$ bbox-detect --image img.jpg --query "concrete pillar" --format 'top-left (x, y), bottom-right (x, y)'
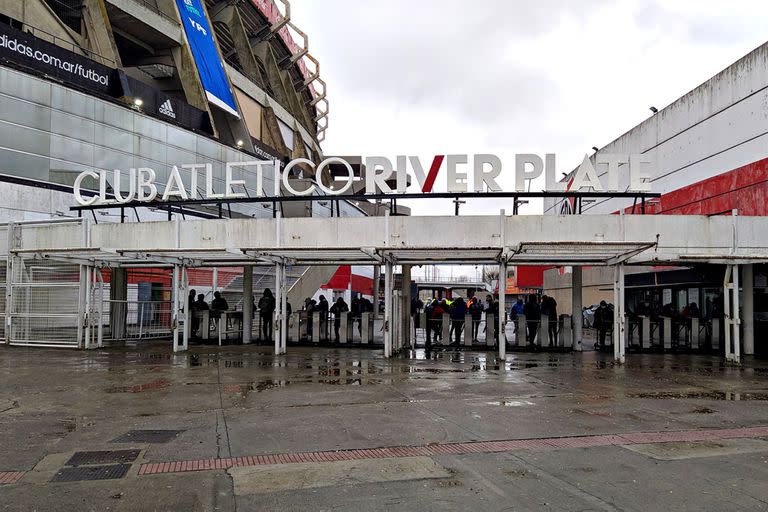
top-left (441, 312), bottom-right (450, 344)
top-left (517, 314), bottom-right (526, 346)
top-left (613, 264), bottom-right (626, 364)
top-left (373, 265), bottom-right (381, 317)
top-left (384, 261), bottom-right (393, 357)
top-left (662, 317), bottom-right (672, 350)
top-left (743, 264), bottom-right (754, 355)
top-left (289, 312), bottom-right (300, 342)
top-left (361, 312), bottom-right (371, 344)
top-left (733, 264), bottom-right (741, 363)
top-left (280, 265), bottom-right (288, 354)
top-left (242, 266), bottom-right (253, 345)
top-left (274, 263), bottom-right (281, 354)
top-left (340, 312), bottom-right (349, 344)
top-left (312, 312), bottom-right (321, 343)
top-left (82, 0), bottom-right (123, 67)
top-left (572, 266), bottom-right (583, 351)
top-left (559, 315), bottom-right (571, 347)
top-left (109, 268), bottom-right (128, 340)
top-left (641, 316), bottom-right (650, 348)
top-left (402, 265), bottom-right (412, 348)
top-left (691, 317), bottom-right (700, 350)
top-left (172, 265), bottom-right (189, 353)
top-left (498, 260), bottom-right (507, 360)
top-left (711, 318), bottom-right (721, 351)
top-left (724, 264), bottom-right (741, 363)
top-left (486, 314), bottom-right (495, 346)
top-left (463, 313), bottom-right (472, 346)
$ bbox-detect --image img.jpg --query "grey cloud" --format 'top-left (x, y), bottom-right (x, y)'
top-left (298, 0), bottom-right (608, 128)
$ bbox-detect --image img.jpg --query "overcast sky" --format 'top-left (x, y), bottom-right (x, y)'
top-left (290, 0), bottom-right (767, 216)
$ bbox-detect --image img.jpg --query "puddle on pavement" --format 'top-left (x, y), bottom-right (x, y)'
top-left (485, 400), bottom-right (535, 407)
top-left (226, 377), bottom-right (391, 395)
top-left (628, 391), bottom-right (768, 401)
top-left (105, 379), bottom-right (170, 393)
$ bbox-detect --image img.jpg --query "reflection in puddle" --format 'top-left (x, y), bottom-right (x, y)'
top-left (485, 400), bottom-right (535, 407)
top-left (105, 379), bottom-right (170, 393)
top-left (628, 391), bottom-right (768, 401)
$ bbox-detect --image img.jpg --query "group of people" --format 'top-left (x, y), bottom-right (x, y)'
top-left (188, 289), bottom-right (229, 336)
top-left (417, 295), bottom-right (500, 348)
top-left (187, 287), bottom-right (289, 343)
top-left (508, 294), bottom-right (559, 347)
top-left (301, 295), bottom-right (375, 343)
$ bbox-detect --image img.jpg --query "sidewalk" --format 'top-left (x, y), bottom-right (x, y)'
top-left (1, 345), bottom-right (767, 510)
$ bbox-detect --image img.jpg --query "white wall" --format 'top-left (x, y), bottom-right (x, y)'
top-left (545, 41), bottom-right (768, 215)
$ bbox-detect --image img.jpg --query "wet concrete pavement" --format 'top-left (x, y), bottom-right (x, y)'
top-left (1, 343), bottom-right (768, 510)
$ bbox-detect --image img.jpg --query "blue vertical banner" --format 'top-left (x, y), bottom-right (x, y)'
top-left (175, 0), bottom-right (240, 117)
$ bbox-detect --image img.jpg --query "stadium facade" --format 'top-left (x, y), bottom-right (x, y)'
top-left (0, 0), bottom-right (381, 347)
top-left (542, 41), bottom-right (768, 356)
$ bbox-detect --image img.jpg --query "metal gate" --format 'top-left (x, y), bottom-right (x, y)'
top-left (7, 257), bottom-right (82, 347)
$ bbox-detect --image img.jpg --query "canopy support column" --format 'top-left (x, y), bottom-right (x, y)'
top-left (384, 260), bottom-right (393, 358)
top-left (572, 266), bottom-right (583, 351)
top-left (274, 263), bottom-right (282, 355)
top-left (724, 264), bottom-right (741, 364)
top-left (279, 262), bottom-right (288, 354)
top-left (498, 258), bottom-right (507, 360)
top-left (242, 266), bottom-right (253, 345)
top-left (172, 264), bottom-right (189, 352)
top-left (613, 263), bottom-right (625, 364)
top-left (742, 264), bottom-right (754, 356)
top-left (373, 265), bottom-right (381, 317)
top-left (401, 264), bottom-right (412, 349)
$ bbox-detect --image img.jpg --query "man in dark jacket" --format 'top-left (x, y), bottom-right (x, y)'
top-left (540, 295), bottom-right (558, 346)
top-left (211, 291), bottom-right (228, 313)
top-left (594, 300), bottom-right (613, 349)
top-left (423, 299), bottom-right (435, 348)
top-left (317, 295), bottom-right (330, 341)
top-left (258, 289), bottom-right (276, 342)
top-left (469, 298), bottom-right (484, 342)
top-left (523, 294), bottom-right (540, 346)
top-left (351, 297), bottom-right (362, 335)
top-left (449, 297), bottom-right (467, 346)
top-left (329, 297), bottom-right (349, 343)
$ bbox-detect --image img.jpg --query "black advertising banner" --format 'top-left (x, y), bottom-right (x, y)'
top-left (0, 22), bottom-right (119, 96)
top-left (118, 71), bottom-right (213, 134)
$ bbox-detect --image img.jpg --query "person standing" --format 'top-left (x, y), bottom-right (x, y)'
top-left (211, 291), bottom-right (229, 313)
top-left (540, 295), bottom-right (558, 347)
top-left (351, 297), bottom-right (362, 336)
top-left (523, 294), bottom-right (540, 346)
top-left (449, 297), bottom-right (467, 346)
top-left (424, 299), bottom-right (435, 349)
top-left (594, 300), bottom-right (613, 349)
top-left (258, 289), bottom-right (276, 343)
top-left (431, 299), bottom-right (446, 345)
top-left (469, 297), bottom-right (484, 342)
top-left (317, 295), bottom-right (330, 341)
top-left (329, 297), bottom-right (349, 343)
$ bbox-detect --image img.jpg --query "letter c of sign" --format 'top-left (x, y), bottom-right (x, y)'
top-left (316, 157), bottom-right (354, 195)
top-left (73, 171), bottom-right (99, 206)
top-left (282, 158), bottom-right (316, 196)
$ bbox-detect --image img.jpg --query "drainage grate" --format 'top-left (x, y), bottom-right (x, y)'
top-left (51, 464), bottom-right (131, 482)
top-left (66, 450), bottom-right (141, 466)
top-left (112, 430), bottom-right (184, 444)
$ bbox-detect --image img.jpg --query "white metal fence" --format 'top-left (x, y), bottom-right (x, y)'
top-left (7, 258), bottom-right (81, 347)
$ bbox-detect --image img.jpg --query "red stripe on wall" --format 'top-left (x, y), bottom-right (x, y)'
top-left (622, 157), bottom-right (768, 216)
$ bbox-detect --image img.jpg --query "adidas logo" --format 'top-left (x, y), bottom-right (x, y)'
top-left (159, 99), bottom-right (176, 119)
